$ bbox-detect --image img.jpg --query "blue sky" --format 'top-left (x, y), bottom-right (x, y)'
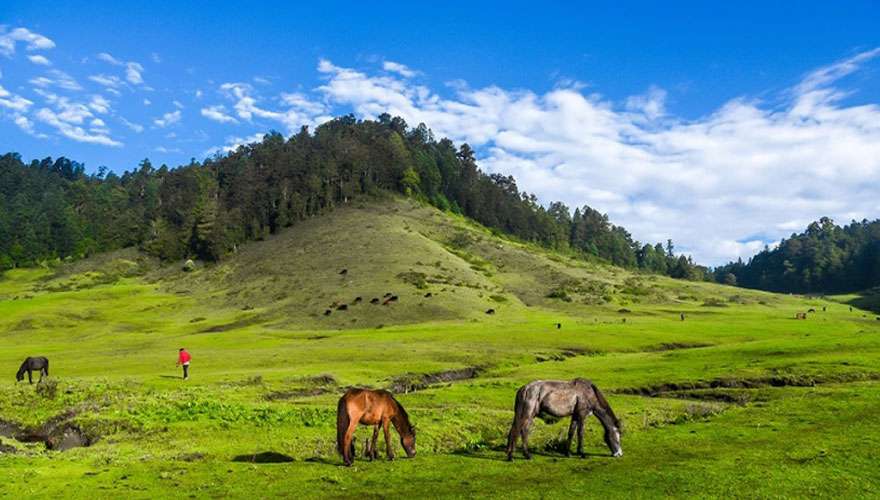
top-left (1, 1), bottom-right (879, 264)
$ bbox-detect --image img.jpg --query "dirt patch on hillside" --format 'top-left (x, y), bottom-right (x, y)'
top-left (643, 342), bottom-right (712, 352)
top-left (535, 347), bottom-right (601, 363)
top-left (0, 409), bottom-right (99, 451)
top-left (198, 314), bottom-right (268, 333)
top-left (388, 366), bottom-right (483, 393)
top-left (618, 371), bottom-right (880, 398)
top-left (264, 374), bottom-right (339, 401)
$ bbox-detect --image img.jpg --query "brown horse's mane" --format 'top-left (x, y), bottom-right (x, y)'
top-left (390, 396), bottom-right (415, 436)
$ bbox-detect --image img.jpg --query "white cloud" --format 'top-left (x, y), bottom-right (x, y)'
top-left (153, 109), bottom-right (181, 127)
top-left (0, 27), bottom-right (55, 57)
top-left (27, 54), bottom-right (51, 66)
top-left (173, 100), bottom-right (184, 109)
top-left (97, 52), bottom-right (123, 65)
top-left (314, 52), bottom-right (880, 265)
top-left (383, 61), bottom-right (417, 78)
top-left (120, 117), bottom-right (144, 133)
top-left (201, 104), bottom-right (238, 124)
top-left (125, 62), bottom-right (144, 85)
top-left (88, 94), bottom-right (111, 114)
top-left (89, 73), bottom-right (124, 89)
top-left (35, 106), bottom-right (122, 146)
top-left (29, 69), bottom-right (82, 91)
top-left (95, 52), bottom-right (145, 85)
top-left (155, 145), bottom-right (182, 154)
top-left (203, 132), bottom-right (266, 156)
top-left (214, 82), bottom-right (326, 131)
top-left (0, 84), bottom-right (33, 112)
top-left (151, 52), bottom-right (161, 63)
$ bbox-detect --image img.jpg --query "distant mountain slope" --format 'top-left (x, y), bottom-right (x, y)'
top-left (0, 115), bottom-right (706, 281)
top-left (37, 196), bottom-right (776, 330)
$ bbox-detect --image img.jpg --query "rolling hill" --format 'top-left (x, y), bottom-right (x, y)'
top-left (1, 196), bottom-right (878, 498)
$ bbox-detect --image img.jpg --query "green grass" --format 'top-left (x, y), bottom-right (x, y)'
top-left (1, 198), bottom-right (879, 498)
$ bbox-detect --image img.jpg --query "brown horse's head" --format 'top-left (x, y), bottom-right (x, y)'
top-left (401, 430), bottom-right (416, 458)
top-left (392, 396), bottom-right (417, 458)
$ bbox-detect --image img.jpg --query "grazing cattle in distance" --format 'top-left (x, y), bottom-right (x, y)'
top-left (354, 297), bottom-right (363, 304)
top-left (506, 378), bottom-right (622, 460)
top-left (796, 312), bottom-right (807, 320)
top-left (339, 269), bottom-right (348, 275)
top-left (324, 309), bottom-right (332, 316)
top-left (370, 298), bottom-right (380, 304)
top-left (424, 293), bottom-right (433, 298)
top-left (389, 295), bottom-right (399, 302)
top-left (486, 309), bottom-right (495, 315)
top-left (337, 388), bottom-right (416, 466)
top-left (16, 356), bottom-right (49, 384)
top-left (384, 292), bottom-right (393, 298)
top-left (337, 304), bottom-right (348, 311)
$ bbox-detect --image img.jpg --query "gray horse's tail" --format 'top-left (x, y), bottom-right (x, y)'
top-left (591, 382), bottom-right (620, 428)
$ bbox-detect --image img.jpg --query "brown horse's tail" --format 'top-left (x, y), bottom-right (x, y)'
top-left (336, 395), bottom-right (349, 456)
top-left (591, 382), bottom-right (621, 429)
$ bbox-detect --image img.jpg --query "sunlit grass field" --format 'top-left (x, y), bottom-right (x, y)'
top-left (1, 200), bottom-right (879, 498)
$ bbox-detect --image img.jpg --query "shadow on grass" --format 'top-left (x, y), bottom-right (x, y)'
top-left (452, 446), bottom-right (608, 462)
top-left (232, 451), bottom-right (294, 463)
top-left (158, 375), bottom-right (183, 380)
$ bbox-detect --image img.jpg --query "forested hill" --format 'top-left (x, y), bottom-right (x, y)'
top-left (0, 114), bottom-right (705, 279)
top-left (713, 217), bottom-right (880, 293)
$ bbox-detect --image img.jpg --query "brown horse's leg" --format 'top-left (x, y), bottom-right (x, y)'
top-left (28, 370), bottom-right (33, 384)
top-left (566, 417), bottom-right (577, 457)
top-left (342, 411), bottom-right (360, 466)
top-left (368, 425), bottom-right (380, 460)
top-left (383, 417), bottom-right (395, 461)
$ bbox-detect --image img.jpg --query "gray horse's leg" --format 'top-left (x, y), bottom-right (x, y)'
top-left (577, 417), bottom-right (585, 457)
top-left (566, 417), bottom-right (577, 457)
top-left (521, 415), bottom-right (535, 459)
top-left (28, 370), bottom-right (33, 384)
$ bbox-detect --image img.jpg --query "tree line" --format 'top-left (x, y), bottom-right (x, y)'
top-left (0, 114), bottom-right (707, 280)
top-left (712, 217), bottom-right (880, 293)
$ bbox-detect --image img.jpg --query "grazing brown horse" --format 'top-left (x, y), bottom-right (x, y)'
top-left (506, 378), bottom-right (622, 460)
top-left (336, 388), bottom-right (416, 466)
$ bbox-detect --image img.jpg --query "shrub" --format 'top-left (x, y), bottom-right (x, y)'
top-left (36, 378), bottom-right (58, 399)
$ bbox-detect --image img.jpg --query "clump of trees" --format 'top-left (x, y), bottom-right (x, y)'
top-left (0, 114), bottom-right (706, 280)
top-left (713, 217), bottom-right (880, 293)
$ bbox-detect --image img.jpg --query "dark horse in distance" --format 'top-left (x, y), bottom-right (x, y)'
top-left (16, 356), bottom-right (49, 384)
top-left (336, 388), bottom-right (416, 466)
top-left (506, 378), bottom-right (622, 460)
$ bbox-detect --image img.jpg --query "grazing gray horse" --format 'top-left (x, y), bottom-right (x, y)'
top-left (506, 378), bottom-right (622, 460)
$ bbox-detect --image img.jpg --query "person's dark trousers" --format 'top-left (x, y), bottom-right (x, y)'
top-left (183, 363), bottom-right (189, 379)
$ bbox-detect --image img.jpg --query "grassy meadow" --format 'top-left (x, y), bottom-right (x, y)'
top-left (1, 198), bottom-right (879, 498)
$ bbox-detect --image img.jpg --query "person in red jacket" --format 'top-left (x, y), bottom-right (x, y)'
top-left (177, 348), bottom-right (192, 380)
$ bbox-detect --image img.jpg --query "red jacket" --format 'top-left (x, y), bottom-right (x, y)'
top-left (178, 351), bottom-right (191, 364)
